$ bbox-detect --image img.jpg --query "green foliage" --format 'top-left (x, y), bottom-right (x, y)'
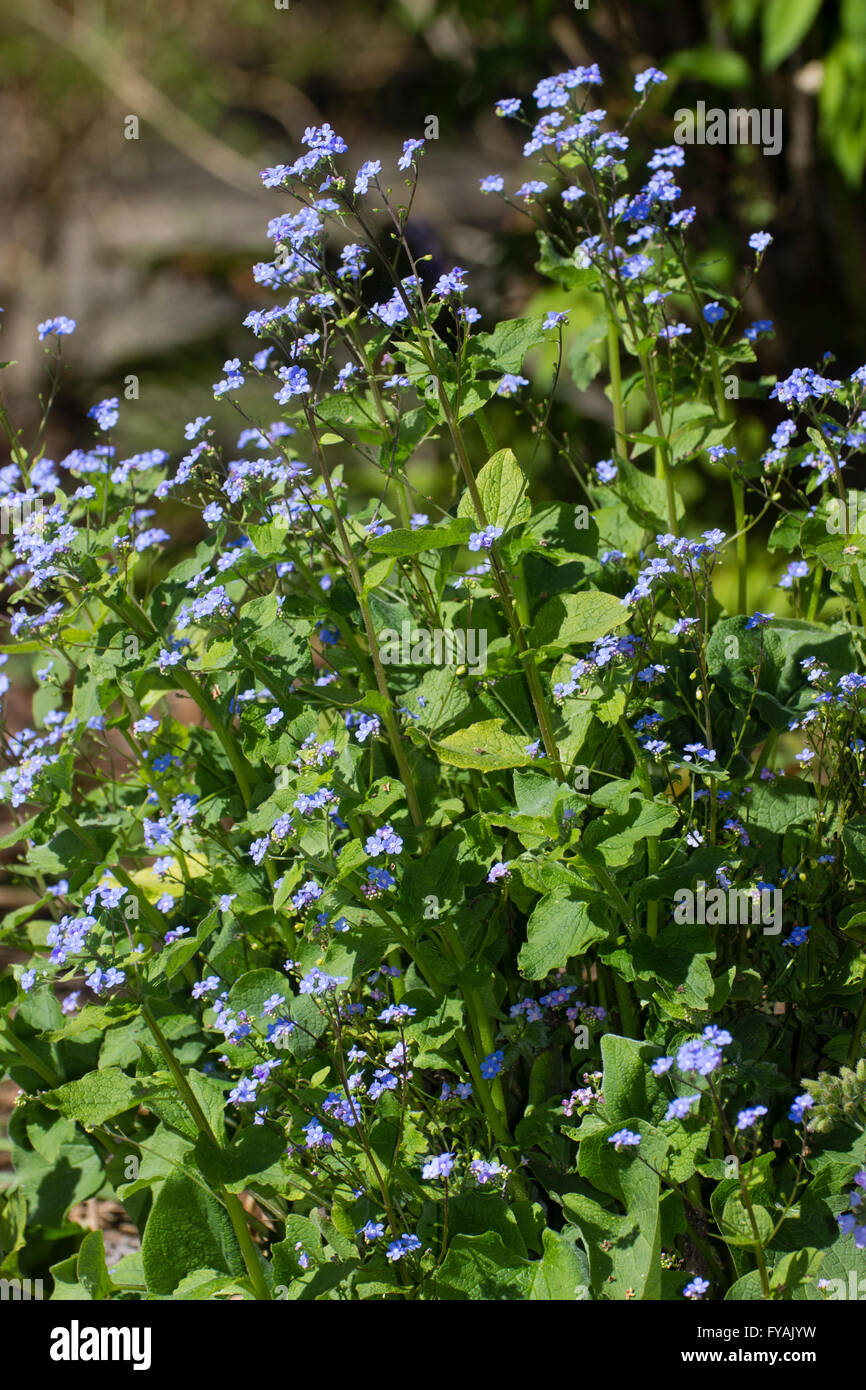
top-left (0, 52), bottom-right (863, 1307)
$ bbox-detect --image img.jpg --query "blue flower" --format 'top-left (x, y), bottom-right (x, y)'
top-left (779, 560), bottom-right (809, 588)
top-left (470, 1158), bottom-right (505, 1184)
top-left (88, 397), bottom-right (120, 431)
top-left (354, 160), bottom-right (382, 195)
top-left (228, 1077), bottom-right (258, 1105)
top-left (398, 138), bottom-right (425, 170)
top-left (658, 322), bottom-right (691, 342)
top-left (683, 743), bottom-right (716, 763)
top-left (274, 365), bottom-right (311, 403)
top-left (788, 1093), bottom-right (814, 1124)
top-left (386, 1233), bottom-right (422, 1262)
top-left (422, 1152), bottom-right (456, 1180)
top-left (298, 967), bottom-right (347, 996)
top-left (480, 1049), bottom-right (504, 1080)
top-left (749, 231), bottom-right (773, 254)
top-left (487, 861), bottom-right (511, 884)
top-left (515, 180), bottom-right (548, 201)
top-left (608, 1129), bottom-right (641, 1149)
top-left (683, 1276), bottom-right (709, 1299)
top-left (785, 924), bottom-right (811, 947)
top-left (736, 1105), bottom-right (768, 1130)
top-left (744, 319), bottom-right (774, 341)
top-left (702, 1026), bottom-right (733, 1046)
top-left (665, 1095), bottom-right (701, 1121)
top-left (468, 525), bottom-right (504, 551)
top-left (359, 1220), bottom-right (385, 1242)
top-left (634, 67), bottom-right (668, 94)
top-left (651, 1055), bottom-right (674, 1076)
top-left (365, 824), bottom-right (403, 857)
top-left (496, 373), bottom-right (529, 397)
top-left (37, 316), bottom-right (76, 340)
top-left (433, 267), bottom-right (468, 298)
top-left (596, 457), bottom-right (617, 484)
top-left (377, 1002), bottom-right (416, 1024)
top-left (677, 1039), bottom-right (723, 1076)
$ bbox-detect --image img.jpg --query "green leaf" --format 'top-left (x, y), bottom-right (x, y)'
top-left (529, 1227), bottom-right (592, 1300)
top-left (49, 1254), bottom-right (91, 1301)
top-left (77, 1230), bottom-right (114, 1300)
top-left (567, 319), bottom-right (607, 391)
top-left (747, 778), bottom-right (816, 834)
top-left (718, 1193), bottom-right (773, 1248)
top-left (433, 718), bottom-right (533, 771)
top-left (582, 794), bottom-right (677, 866)
top-left (367, 519), bottom-right (474, 556)
top-left (769, 1248), bottom-right (825, 1298)
top-left (40, 1068), bottom-right (143, 1128)
top-left (50, 1000), bottom-right (139, 1042)
top-left (615, 457), bottom-right (684, 533)
top-left (457, 448), bottom-right (531, 532)
top-left (194, 1126), bottom-right (287, 1190)
top-left (247, 522), bottom-right (287, 561)
top-left (149, 909), bottom-right (221, 984)
top-left (0, 816), bottom-right (40, 849)
top-left (637, 845), bottom-right (732, 902)
top-left (468, 316), bottom-right (549, 375)
top-left (362, 556), bottom-right (395, 594)
top-left (565, 1122), bottom-right (667, 1299)
top-left (530, 589), bottom-right (628, 653)
top-left (519, 895), bottom-right (610, 980)
top-left (445, 1191), bottom-right (528, 1255)
top-left (272, 1215), bottom-right (323, 1289)
top-left (140, 1172), bottom-right (244, 1296)
top-left (11, 1141), bottom-right (105, 1227)
top-left (842, 816), bottom-right (866, 881)
top-left (762, 0), bottom-right (822, 68)
top-left (620, 925), bottom-right (719, 1013)
top-left (667, 46), bottom-right (752, 87)
top-left (431, 1231), bottom-right (534, 1300)
top-left (228, 969), bottom-right (292, 1020)
top-left (724, 1269), bottom-right (766, 1300)
top-left (598, 1033), bottom-right (669, 1124)
top-left (536, 232), bottom-right (598, 291)
top-left (518, 501), bottom-right (599, 560)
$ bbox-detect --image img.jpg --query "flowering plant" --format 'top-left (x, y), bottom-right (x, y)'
top-left (1, 61), bottom-right (865, 1302)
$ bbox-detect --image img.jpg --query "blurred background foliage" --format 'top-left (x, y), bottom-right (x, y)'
top-left (2, 0), bottom-right (866, 596)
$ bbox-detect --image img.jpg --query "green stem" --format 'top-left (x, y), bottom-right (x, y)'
top-left (0, 1021), bottom-right (59, 1086)
top-left (731, 476), bottom-right (748, 614)
top-left (612, 970), bottom-right (638, 1039)
top-left (453, 1029), bottom-right (514, 1152)
top-left (309, 422), bottom-right (424, 828)
top-left (851, 564), bottom-right (866, 637)
top-left (680, 249), bottom-right (746, 613)
top-left (847, 992), bottom-right (866, 1066)
top-left (617, 718), bottom-right (660, 937)
top-left (476, 410), bottom-right (497, 456)
top-left (141, 1004), bottom-right (271, 1301)
top-left (425, 354), bottom-right (564, 777)
top-left (57, 809), bottom-right (165, 936)
top-left (606, 305), bottom-right (627, 460)
top-left (707, 1077), bottom-right (771, 1299)
top-left (438, 920), bottom-right (511, 1136)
